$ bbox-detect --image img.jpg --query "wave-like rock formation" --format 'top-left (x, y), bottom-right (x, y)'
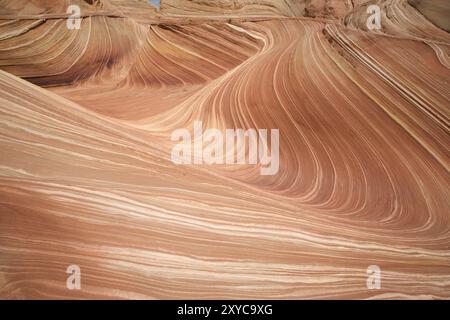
top-left (344, 0), bottom-right (450, 42)
top-left (162, 0), bottom-right (374, 19)
top-left (162, 0), bottom-right (305, 17)
top-left (0, 0), bottom-right (158, 23)
top-left (408, 0), bottom-right (450, 32)
top-left (0, 0), bottom-right (449, 299)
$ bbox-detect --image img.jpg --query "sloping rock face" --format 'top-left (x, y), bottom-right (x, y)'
top-left (344, 0), bottom-right (450, 42)
top-left (161, 0), bottom-right (373, 18)
top-left (408, 0), bottom-right (450, 32)
top-left (0, 0), bottom-right (103, 15)
top-left (304, 0), bottom-right (354, 18)
top-left (0, 1), bottom-right (449, 299)
top-left (0, 0), bottom-right (157, 18)
top-left (162, 0), bottom-right (306, 17)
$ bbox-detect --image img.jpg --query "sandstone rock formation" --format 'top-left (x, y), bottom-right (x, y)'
top-left (162, 0), bottom-right (305, 17)
top-left (0, 0), bottom-right (157, 21)
top-left (408, 0), bottom-right (450, 32)
top-left (0, 0), bottom-right (449, 299)
top-left (162, 0), bottom-right (373, 18)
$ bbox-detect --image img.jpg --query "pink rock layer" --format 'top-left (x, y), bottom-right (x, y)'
top-left (0, 0), bottom-right (449, 299)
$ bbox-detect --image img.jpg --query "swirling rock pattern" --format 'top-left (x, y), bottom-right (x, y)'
top-left (0, 0), bottom-right (449, 299)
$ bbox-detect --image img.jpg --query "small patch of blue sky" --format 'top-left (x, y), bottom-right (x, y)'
top-left (148, 0), bottom-right (160, 11)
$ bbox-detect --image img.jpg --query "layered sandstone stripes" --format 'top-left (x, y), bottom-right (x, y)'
top-left (0, 1), bottom-right (449, 299)
top-left (408, 0), bottom-right (450, 32)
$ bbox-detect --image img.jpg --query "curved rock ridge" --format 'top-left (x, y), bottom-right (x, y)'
top-left (161, 0), bottom-right (305, 17)
top-left (0, 1), bottom-right (449, 300)
top-left (0, 17), bottom-right (148, 86)
top-left (344, 0), bottom-right (450, 42)
top-left (161, 0), bottom-right (372, 18)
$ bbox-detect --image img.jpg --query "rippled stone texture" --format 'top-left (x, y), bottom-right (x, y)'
top-left (408, 0), bottom-right (450, 32)
top-left (0, 0), bottom-right (449, 299)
